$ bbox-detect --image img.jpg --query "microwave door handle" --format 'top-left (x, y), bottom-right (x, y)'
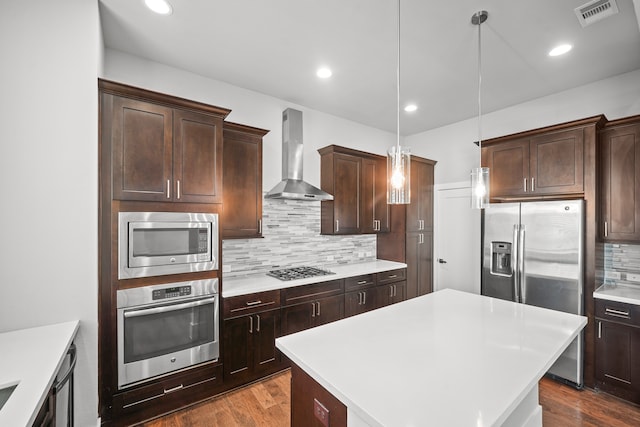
top-left (124, 297), bottom-right (216, 318)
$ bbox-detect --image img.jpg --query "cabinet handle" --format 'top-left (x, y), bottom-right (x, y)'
top-left (163, 384), bottom-right (184, 394)
top-left (358, 292), bottom-right (363, 305)
top-left (256, 314), bottom-right (260, 332)
top-left (316, 302), bottom-right (321, 316)
top-left (604, 374), bottom-right (632, 385)
top-left (249, 315), bottom-right (253, 333)
top-left (363, 291), bottom-right (367, 305)
top-left (390, 285), bottom-right (394, 298)
top-left (604, 221), bottom-right (608, 237)
top-left (311, 302), bottom-right (316, 317)
top-left (531, 177), bottom-right (535, 192)
top-left (167, 179), bottom-right (171, 198)
top-left (259, 219), bottom-right (262, 234)
top-left (387, 274), bottom-right (397, 279)
top-left (598, 321), bottom-right (602, 339)
top-left (605, 307), bottom-right (630, 319)
top-left (523, 178), bottom-right (527, 193)
top-left (246, 300), bottom-right (262, 306)
top-left (336, 220), bottom-right (339, 232)
top-left (357, 280), bottom-right (368, 285)
top-left (176, 180), bottom-right (181, 199)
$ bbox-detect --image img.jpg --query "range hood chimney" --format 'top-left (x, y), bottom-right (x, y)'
top-left (265, 108), bottom-right (334, 201)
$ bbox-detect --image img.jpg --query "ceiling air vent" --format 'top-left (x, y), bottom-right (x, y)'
top-left (574, 0), bottom-right (619, 27)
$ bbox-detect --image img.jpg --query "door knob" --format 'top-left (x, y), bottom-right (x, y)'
top-left (438, 259), bottom-right (447, 264)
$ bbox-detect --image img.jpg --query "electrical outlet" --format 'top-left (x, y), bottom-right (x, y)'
top-left (605, 271), bottom-right (621, 280)
top-left (314, 398), bottom-right (330, 427)
top-left (627, 273), bottom-right (640, 283)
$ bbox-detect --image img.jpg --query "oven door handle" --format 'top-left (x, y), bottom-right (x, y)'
top-left (124, 297), bottom-right (216, 318)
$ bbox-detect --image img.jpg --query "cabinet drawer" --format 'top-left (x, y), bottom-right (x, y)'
top-left (282, 279), bottom-right (344, 306)
top-left (223, 290), bottom-right (281, 319)
top-left (595, 299), bottom-right (640, 327)
top-left (117, 362), bottom-right (222, 410)
top-left (376, 268), bottom-right (406, 284)
top-left (345, 274), bottom-right (376, 292)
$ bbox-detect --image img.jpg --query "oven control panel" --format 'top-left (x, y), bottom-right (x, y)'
top-left (152, 286), bottom-right (192, 300)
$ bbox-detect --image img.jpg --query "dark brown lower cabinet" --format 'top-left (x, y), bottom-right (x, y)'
top-left (344, 288), bottom-right (377, 317)
top-left (223, 308), bottom-right (281, 385)
top-left (595, 299), bottom-right (640, 404)
top-left (282, 295), bottom-right (344, 336)
top-left (290, 363), bottom-right (347, 427)
top-left (376, 280), bottom-right (407, 307)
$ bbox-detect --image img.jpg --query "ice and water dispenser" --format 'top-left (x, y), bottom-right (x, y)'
top-left (490, 242), bottom-right (513, 276)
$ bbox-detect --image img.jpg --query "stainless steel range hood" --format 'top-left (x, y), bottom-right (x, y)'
top-left (265, 108), bottom-right (334, 201)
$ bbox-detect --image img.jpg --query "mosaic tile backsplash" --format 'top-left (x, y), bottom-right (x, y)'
top-left (603, 243), bottom-right (640, 287)
top-left (222, 195), bottom-right (377, 278)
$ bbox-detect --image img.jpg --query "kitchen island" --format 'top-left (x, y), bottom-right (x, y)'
top-left (276, 289), bottom-right (587, 427)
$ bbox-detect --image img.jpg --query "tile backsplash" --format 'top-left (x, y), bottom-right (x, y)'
top-left (222, 195), bottom-right (376, 278)
top-left (603, 243), bottom-right (640, 287)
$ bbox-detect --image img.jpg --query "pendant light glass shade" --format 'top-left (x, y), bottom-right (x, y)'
top-left (470, 166), bottom-right (490, 209)
top-left (387, 145), bottom-right (411, 204)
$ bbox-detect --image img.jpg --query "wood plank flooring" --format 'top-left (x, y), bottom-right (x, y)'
top-left (141, 370), bottom-right (640, 427)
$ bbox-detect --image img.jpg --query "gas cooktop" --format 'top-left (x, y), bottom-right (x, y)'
top-left (267, 266), bottom-right (335, 281)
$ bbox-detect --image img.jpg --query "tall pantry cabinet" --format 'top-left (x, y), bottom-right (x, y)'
top-left (377, 156), bottom-right (436, 299)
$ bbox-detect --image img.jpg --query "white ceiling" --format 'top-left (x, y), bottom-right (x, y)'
top-left (99, 0), bottom-right (640, 136)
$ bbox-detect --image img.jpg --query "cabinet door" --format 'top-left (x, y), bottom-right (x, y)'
top-left (601, 123), bottom-right (640, 241)
top-left (418, 232), bottom-right (433, 296)
top-left (253, 310), bottom-right (281, 375)
top-left (333, 154), bottom-right (361, 234)
top-left (385, 281), bottom-right (407, 306)
top-left (405, 233), bottom-right (420, 299)
top-left (281, 302), bottom-right (315, 336)
top-left (222, 316), bottom-right (252, 382)
top-left (173, 109), bottom-right (223, 203)
top-left (482, 139), bottom-right (529, 198)
top-left (222, 125), bottom-right (264, 238)
top-left (111, 96), bottom-right (173, 201)
top-left (361, 158), bottom-right (389, 233)
top-left (314, 295), bottom-right (344, 327)
top-left (529, 128), bottom-right (584, 195)
top-left (344, 289), bottom-right (376, 317)
top-left (406, 160), bottom-right (422, 232)
top-left (595, 320), bottom-right (636, 388)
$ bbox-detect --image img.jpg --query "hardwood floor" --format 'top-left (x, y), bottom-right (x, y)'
top-left (140, 370), bottom-right (640, 427)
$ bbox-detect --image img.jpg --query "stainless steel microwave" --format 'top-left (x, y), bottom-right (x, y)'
top-left (118, 212), bottom-right (218, 279)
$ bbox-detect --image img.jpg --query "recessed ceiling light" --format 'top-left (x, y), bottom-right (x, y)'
top-left (144, 0), bottom-right (173, 15)
top-left (404, 104), bottom-right (418, 113)
top-left (316, 68), bottom-right (332, 79)
top-left (548, 44), bottom-right (572, 57)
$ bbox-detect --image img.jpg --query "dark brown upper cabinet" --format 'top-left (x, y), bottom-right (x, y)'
top-left (600, 115), bottom-right (640, 242)
top-left (319, 145), bottom-right (389, 235)
top-left (406, 158), bottom-right (435, 233)
top-left (222, 122), bottom-right (269, 239)
top-left (481, 116), bottom-right (605, 201)
top-left (101, 80), bottom-right (229, 204)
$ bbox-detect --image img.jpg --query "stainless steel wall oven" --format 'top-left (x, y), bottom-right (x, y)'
top-left (117, 278), bottom-right (219, 389)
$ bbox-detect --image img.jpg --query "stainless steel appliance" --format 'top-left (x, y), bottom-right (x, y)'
top-left (118, 211), bottom-right (219, 279)
top-left (117, 278), bottom-right (219, 389)
top-left (267, 266), bottom-right (335, 281)
top-left (482, 200), bottom-right (584, 387)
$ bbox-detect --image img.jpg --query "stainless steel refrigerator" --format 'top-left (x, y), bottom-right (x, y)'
top-left (481, 200), bottom-right (584, 387)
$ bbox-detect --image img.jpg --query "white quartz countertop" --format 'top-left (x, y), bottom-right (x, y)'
top-left (222, 259), bottom-right (407, 298)
top-left (594, 283), bottom-right (640, 305)
top-left (276, 289), bottom-right (586, 427)
top-left (0, 321), bottom-right (79, 427)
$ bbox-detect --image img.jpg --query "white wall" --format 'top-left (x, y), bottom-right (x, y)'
top-left (0, 1), bottom-right (101, 425)
top-left (407, 68), bottom-right (640, 185)
top-left (104, 49), bottom-right (399, 193)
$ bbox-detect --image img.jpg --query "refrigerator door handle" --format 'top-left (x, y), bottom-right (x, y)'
top-left (512, 224), bottom-right (520, 303)
top-left (518, 225), bottom-right (526, 304)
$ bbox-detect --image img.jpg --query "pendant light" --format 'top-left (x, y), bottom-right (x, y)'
top-left (470, 10), bottom-right (490, 209)
top-left (387, 0), bottom-right (411, 204)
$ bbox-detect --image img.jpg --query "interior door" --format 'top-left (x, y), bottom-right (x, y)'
top-left (435, 186), bottom-right (481, 294)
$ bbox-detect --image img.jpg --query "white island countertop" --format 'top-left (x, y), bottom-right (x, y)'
top-left (0, 321), bottom-right (79, 427)
top-left (276, 289), bottom-right (587, 427)
top-left (223, 259), bottom-right (407, 298)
